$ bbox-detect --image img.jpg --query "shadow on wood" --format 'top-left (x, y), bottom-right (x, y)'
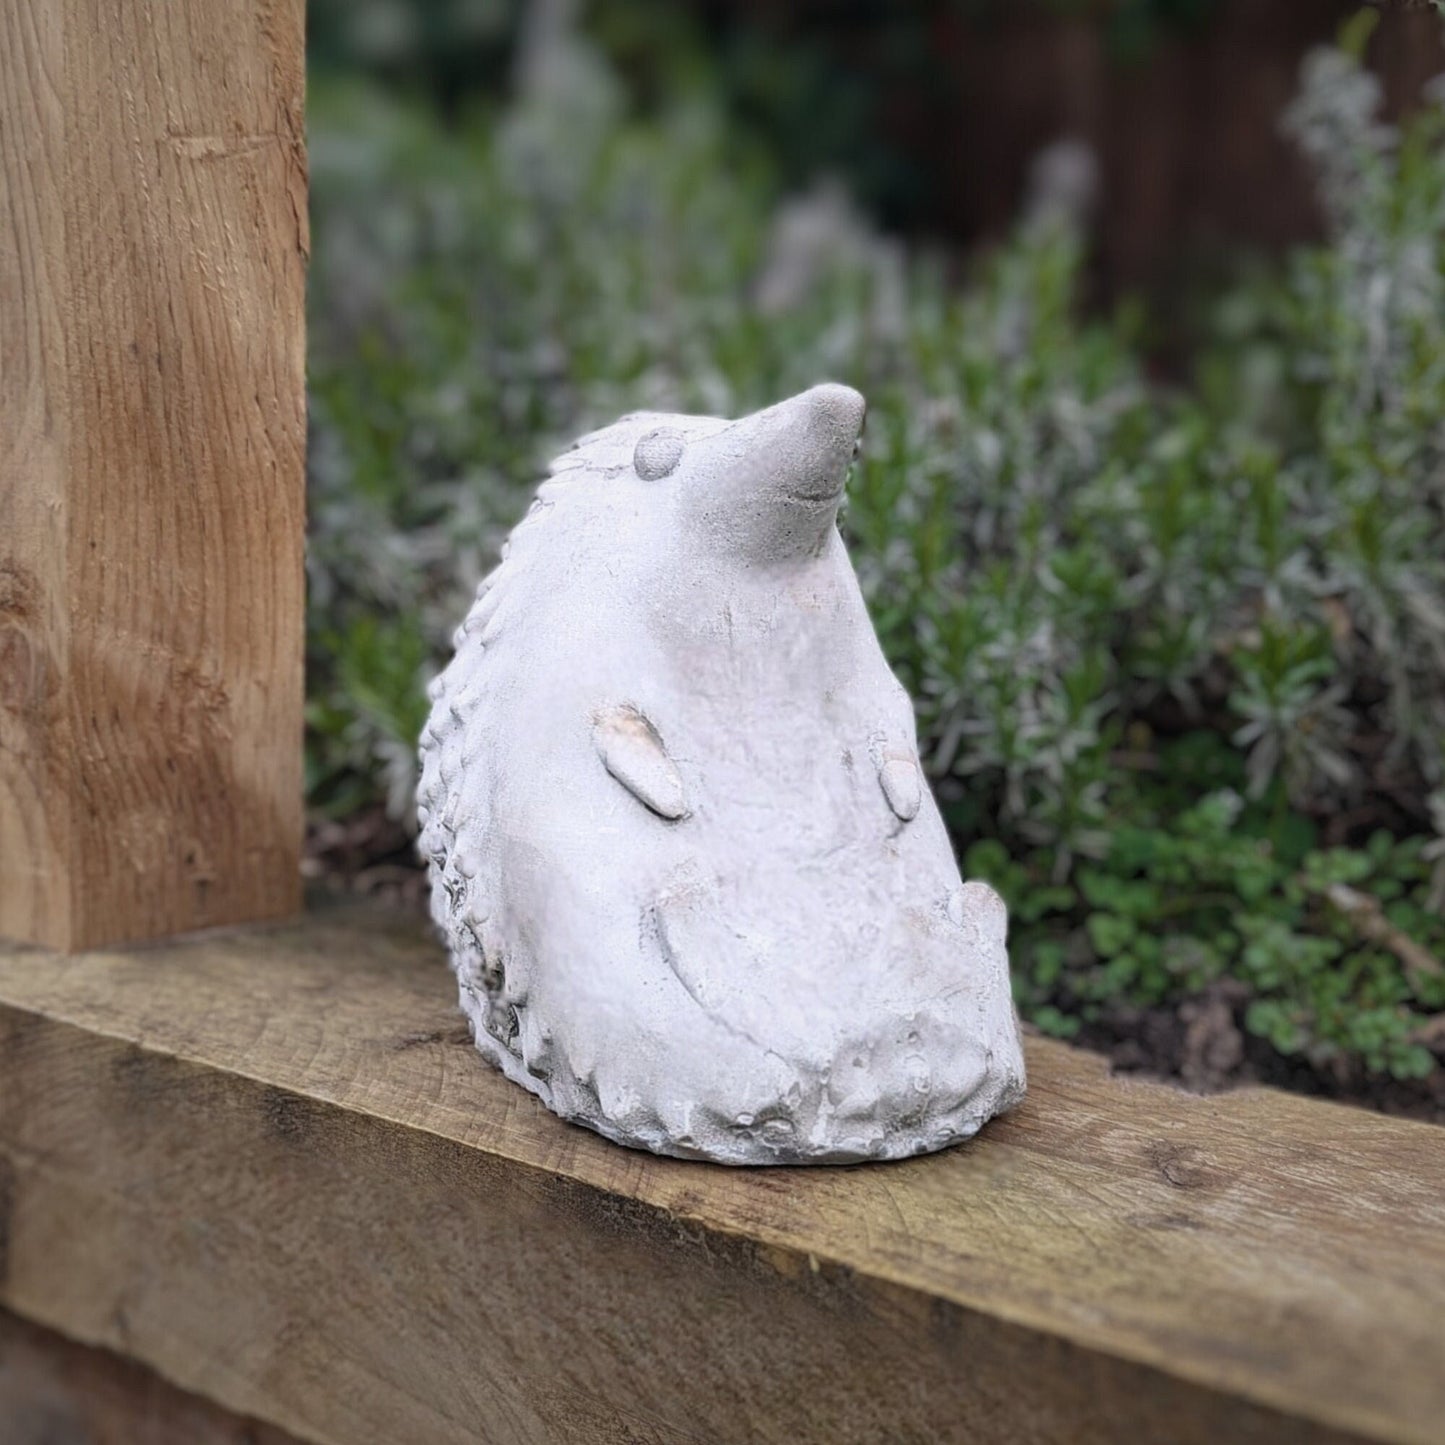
top-left (0, 1309), bottom-right (304, 1445)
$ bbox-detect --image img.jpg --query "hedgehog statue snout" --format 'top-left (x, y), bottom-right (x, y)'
top-left (418, 385), bottom-right (1026, 1165)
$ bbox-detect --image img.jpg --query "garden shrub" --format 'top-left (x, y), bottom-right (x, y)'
top-left (307, 16), bottom-right (1445, 1085)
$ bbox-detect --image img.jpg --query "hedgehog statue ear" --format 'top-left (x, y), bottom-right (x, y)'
top-left (633, 428), bottom-right (686, 481)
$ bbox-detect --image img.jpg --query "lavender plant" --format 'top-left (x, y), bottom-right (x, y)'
top-left (306, 17), bottom-right (1445, 1087)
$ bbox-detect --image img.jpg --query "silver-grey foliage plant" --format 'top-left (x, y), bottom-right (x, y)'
top-left (305, 15), bottom-right (1445, 1079)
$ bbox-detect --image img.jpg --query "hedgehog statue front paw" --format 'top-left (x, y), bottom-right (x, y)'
top-left (418, 384), bottom-right (1027, 1165)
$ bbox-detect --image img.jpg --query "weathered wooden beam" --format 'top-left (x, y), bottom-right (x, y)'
top-left (0, 0), bottom-right (307, 949)
top-left (0, 1309), bottom-right (305, 1445)
top-left (1, 902), bottom-right (1441, 1445)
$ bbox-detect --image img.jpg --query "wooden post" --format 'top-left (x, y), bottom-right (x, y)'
top-left (0, 0), bottom-right (307, 949)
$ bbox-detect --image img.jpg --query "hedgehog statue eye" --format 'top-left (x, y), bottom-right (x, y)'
top-left (633, 429), bottom-right (686, 481)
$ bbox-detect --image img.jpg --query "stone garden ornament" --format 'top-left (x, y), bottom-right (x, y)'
top-left (418, 384), bottom-right (1025, 1164)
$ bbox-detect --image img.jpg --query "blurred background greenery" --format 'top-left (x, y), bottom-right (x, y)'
top-left (304, 0), bottom-right (1445, 1112)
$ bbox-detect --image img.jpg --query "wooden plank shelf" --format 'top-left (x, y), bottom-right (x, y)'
top-left (1, 901), bottom-right (1442, 1445)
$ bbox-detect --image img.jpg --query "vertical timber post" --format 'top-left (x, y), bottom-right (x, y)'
top-left (0, 0), bottom-right (307, 949)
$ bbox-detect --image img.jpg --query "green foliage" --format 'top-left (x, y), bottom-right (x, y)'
top-left (306, 21), bottom-right (1445, 1082)
top-left (969, 770), bottom-right (1445, 1079)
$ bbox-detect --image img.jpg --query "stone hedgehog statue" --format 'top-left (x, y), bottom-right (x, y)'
top-left (417, 384), bottom-right (1025, 1164)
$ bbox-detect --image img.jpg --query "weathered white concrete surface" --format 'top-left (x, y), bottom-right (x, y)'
top-left (418, 385), bottom-right (1025, 1163)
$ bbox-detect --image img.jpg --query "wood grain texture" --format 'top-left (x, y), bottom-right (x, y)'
top-left (1, 904), bottom-right (1442, 1444)
top-left (0, 1309), bottom-right (304, 1445)
top-left (0, 0), bottom-right (306, 949)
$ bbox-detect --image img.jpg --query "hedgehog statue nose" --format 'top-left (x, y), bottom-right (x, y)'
top-left (720, 382), bottom-right (868, 532)
top-left (789, 383), bottom-right (866, 481)
top-left (803, 382), bottom-right (867, 443)
top-left (417, 386), bottom-right (1027, 1165)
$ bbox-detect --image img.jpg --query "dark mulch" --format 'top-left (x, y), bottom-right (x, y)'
top-left (312, 806), bottom-right (1444, 1127)
top-left (305, 808), bottom-right (430, 911)
top-left (1073, 984), bottom-right (1445, 1126)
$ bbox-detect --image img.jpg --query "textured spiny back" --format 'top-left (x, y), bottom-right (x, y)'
top-left (416, 408), bottom-right (729, 961)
